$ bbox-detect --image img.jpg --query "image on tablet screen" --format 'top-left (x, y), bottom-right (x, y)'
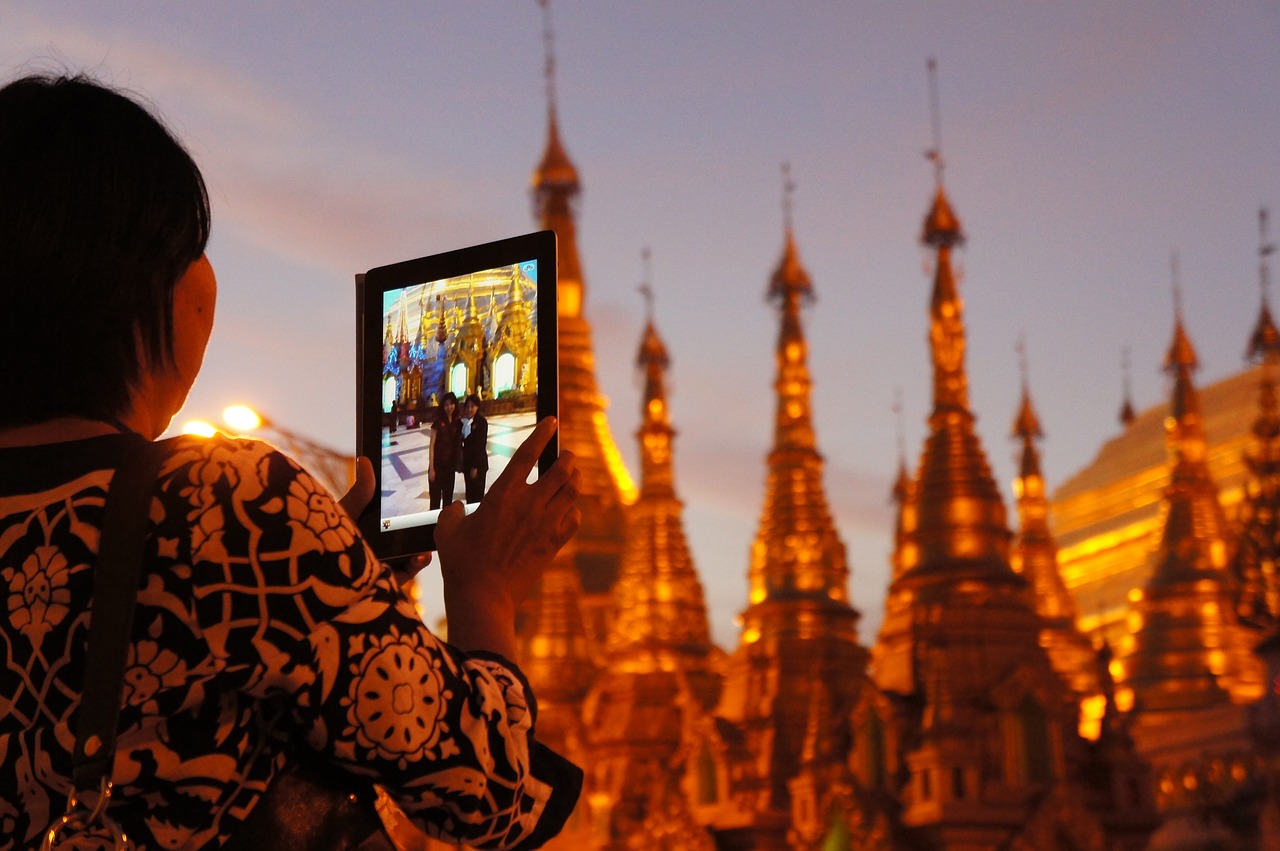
top-left (378, 259), bottom-right (540, 532)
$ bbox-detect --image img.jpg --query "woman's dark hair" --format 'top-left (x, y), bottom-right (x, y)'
top-left (0, 73), bottom-right (210, 426)
top-left (439, 392), bottom-right (458, 420)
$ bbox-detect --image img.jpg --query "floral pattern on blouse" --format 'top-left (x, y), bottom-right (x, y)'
top-left (0, 433), bottom-right (577, 849)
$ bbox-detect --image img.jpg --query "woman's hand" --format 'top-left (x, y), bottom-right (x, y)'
top-left (435, 417), bottom-right (581, 656)
top-left (338, 456), bottom-right (375, 519)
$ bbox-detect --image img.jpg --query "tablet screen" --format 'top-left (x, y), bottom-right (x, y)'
top-left (356, 231), bottom-right (557, 559)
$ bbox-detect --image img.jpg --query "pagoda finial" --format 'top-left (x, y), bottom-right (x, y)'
top-left (1234, 206), bottom-right (1280, 630)
top-left (1119, 346), bottom-right (1136, 427)
top-left (782, 161), bottom-right (796, 231)
top-left (925, 57), bottom-right (945, 187)
top-left (1165, 250), bottom-right (1197, 373)
top-left (638, 247), bottom-right (654, 323)
top-left (767, 166), bottom-right (813, 304)
top-left (1012, 336), bottom-right (1043, 443)
top-left (531, 0), bottom-right (579, 204)
top-left (434, 294), bottom-right (447, 345)
top-left (1248, 207), bottom-right (1280, 364)
top-left (1008, 355), bottom-right (1100, 702)
top-left (396, 290), bottom-right (409, 343)
top-left (893, 386), bottom-right (906, 469)
top-left (1016, 333), bottom-right (1029, 394)
top-left (1262, 207), bottom-right (1275, 298)
top-left (920, 59), bottom-right (964, 249)
top-left (1171, 249), bottom-right (1183, 322)
top-left (539, 0), bottom-right (557, 121)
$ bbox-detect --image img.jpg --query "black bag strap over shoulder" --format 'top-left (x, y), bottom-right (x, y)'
top-left (72, 436), bottom-right (170, 789)
top-left (44, 436), bottom-right (171, 850)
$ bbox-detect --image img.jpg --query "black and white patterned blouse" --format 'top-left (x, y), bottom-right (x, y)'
top-left (0, 432), bottom-right (578, 849)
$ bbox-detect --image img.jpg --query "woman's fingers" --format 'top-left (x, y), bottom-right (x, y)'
top-left (487, 417), bottom-right (558, 498)
top-left (338, 456), bottom-right (375, 520)
top-left (435, 499), bottom-right (467, 544)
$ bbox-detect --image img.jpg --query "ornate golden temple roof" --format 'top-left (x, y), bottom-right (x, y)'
top-left (1119, 315), bottom-right (1265, 712)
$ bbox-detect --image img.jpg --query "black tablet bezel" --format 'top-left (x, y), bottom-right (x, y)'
top-left (355, 230), bottom-right (557, 562)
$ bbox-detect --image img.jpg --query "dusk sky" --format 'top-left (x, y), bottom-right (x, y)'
top-left (5, 2), bottom-right (1277, 647)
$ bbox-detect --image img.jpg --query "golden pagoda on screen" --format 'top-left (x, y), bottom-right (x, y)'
top-left (380, 265), bottom-right (538, 415)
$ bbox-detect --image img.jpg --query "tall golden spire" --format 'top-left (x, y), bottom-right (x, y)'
top-left (1009, 346), bottom-right (1103, 727)
top-left (581, 289), bottom-right (720, 847)
top-left (605, 270), bottom-right (718, 680)
top-left (865, 69), bottom-right (1129, 849)
top-left (872, 66), bottom-right (1036, 691)
top-left (912, 179), bottom-right (1011, 576)
top-left (746, 166), bottom-right (854, 611)
top-left (722, 169), bottom-right (864, 827)
top-left (876, 395), bottom-right (920, 696)
top-left (1235, 207), bottom-right (1280, 629)
top-left (1120, 274), bottom-right (1265, 711)
top-left (1010, 345), bottom-right (1086, 624)
top-left (527, 0), bottom-right (635, 647)
top-left (872, 63), bottom-right (1027, 694)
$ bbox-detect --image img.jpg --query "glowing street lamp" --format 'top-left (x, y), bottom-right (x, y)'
top-left (181, 420), bottom-right (218, 438)
top-left (222, 404), bottom-right (263, 432)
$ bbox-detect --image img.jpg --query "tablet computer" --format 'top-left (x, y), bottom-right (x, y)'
top-left (355, 230), bottom-right (557, 562)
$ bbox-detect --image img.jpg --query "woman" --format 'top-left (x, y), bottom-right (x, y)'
top-left (461, 394), bottom-right (490, 504)
top-left (0, 73), bottom-right (581, 849)
top-left (428, 392), bottom-right (463, 510)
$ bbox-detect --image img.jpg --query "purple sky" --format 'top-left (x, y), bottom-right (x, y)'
top-left (5, 1), bottom-right (1277, 646)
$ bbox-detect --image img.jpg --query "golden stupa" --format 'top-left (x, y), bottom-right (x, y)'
top-left (513, 11), bottom-right (636, 776)
top-left (578, 310), bottom-right (721, 850)
top-left (713, 205), bottom-right (868, 849)
top-left (867, 164), bottom-right (1157, 850)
